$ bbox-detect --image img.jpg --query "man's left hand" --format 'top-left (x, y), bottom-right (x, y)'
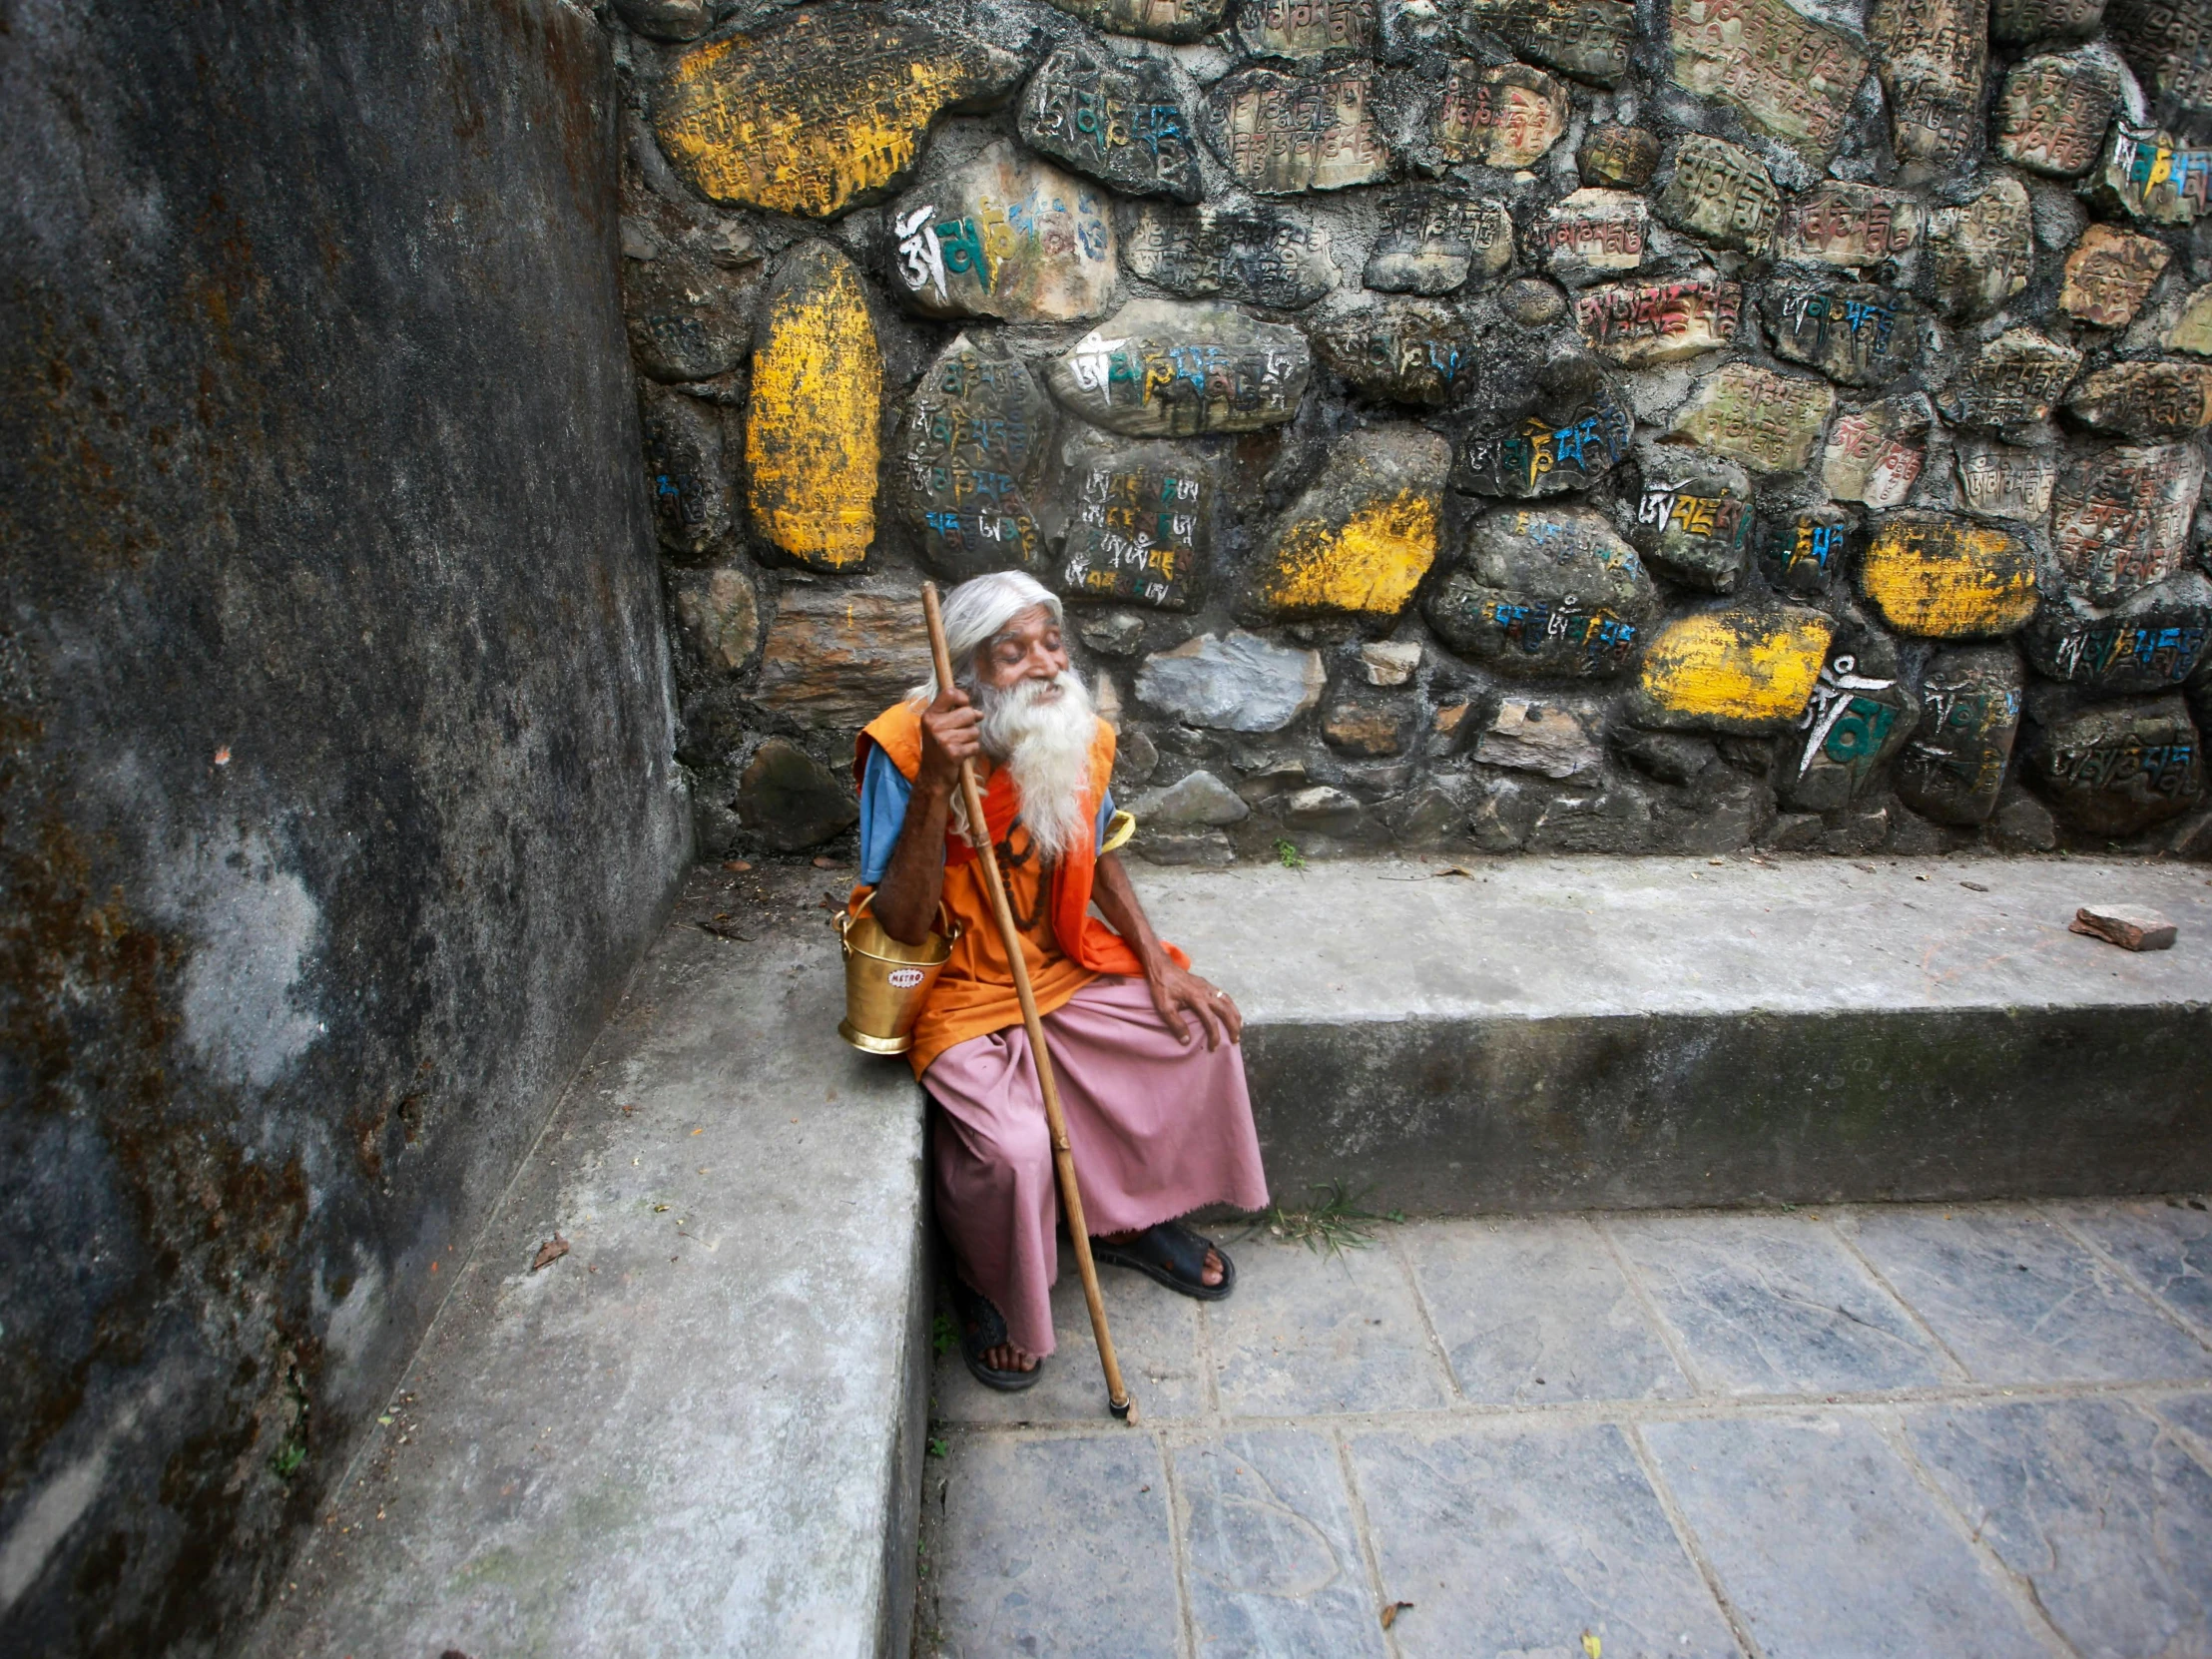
top-left (1146, 962), bottom-right (1242, 1050)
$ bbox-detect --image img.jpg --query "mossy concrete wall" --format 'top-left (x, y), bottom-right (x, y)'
top-left (0, 3), bottom-right (688, 1652)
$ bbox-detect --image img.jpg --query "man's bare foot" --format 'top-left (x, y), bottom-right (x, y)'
top-left (979, 1340), bottom-right (1040, 1374)
top-left (1100, 1228), bottom-right (1224, 1287)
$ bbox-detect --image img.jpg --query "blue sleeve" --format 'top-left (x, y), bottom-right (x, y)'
top-left (857, 746), bottom-right (913, 885)
top-left (1095, 789), bottom-right (1114, 850)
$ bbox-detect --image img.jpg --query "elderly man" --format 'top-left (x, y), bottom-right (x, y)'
top-left (853, 571), bottom-right (1269, 1389)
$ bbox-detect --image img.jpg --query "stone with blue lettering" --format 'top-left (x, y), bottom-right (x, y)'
top-left (1050, 428), bottom-right (1211, 611)
top-left (1759, 505), bottom-right (1859, 597)
top-left (1455, 354), bottom-right (1634, 499)
top-left (1045, 298), bottom-right (1312, 437)
top-left (1019, 44), bottom-right (1203, 205)
top-left (885, 142), bottom-right (1118, 324)
top-left (2022, 571), bottom-right (2212, 699)
top-left (892, 333), bottom-right (1056, 580)
top-left (1313, 299), bottom-right (1470, 407)
top-left (640, 383), bottom-right (733, 557)
top-left (2020, 693), bottom-right (2205, 836)
top-left (1894, 643), bottom-right (2024, 825)
top-left (1765, 281), bottom-right (1926, 388)
top-left (1423, 504), bottom-right (1661, 680)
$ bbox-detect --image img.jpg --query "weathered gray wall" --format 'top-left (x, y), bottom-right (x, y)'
top-left (0, 2), bottom-right (689, 1652)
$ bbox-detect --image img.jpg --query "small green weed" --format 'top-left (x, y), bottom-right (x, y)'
top-left (931, 1313), bottom-right (957, 1358)
top-left (926, 1435), bottom-right (949, 1460)
top-left (1245, 1181), bottom-right (1401, 1257)
top-left (270, 1439), bottom-right (306, 1480)
top-left (1273, 836), bottom-right (1307, 870)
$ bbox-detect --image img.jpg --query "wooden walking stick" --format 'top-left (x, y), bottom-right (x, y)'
top-left (921, 581), bottom-right (1136, 1423)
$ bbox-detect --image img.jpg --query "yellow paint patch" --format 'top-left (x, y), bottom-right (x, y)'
top-left (1639, 609), bottom-right (1833, 725)
top-left (1260, 490), bottom-right (1439, 618)
top-left (748, 251), bottom-right (881, 570)
top-left (1862, 518), bottom-right (2036, 639)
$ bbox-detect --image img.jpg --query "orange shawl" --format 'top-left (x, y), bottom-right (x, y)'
top-left (851, 700), bottom-right (1186, 1076)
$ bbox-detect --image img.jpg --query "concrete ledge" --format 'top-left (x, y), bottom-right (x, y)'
top-left (1140, 854), bottom-right (2212, 1211)
top-left (246, 870), bottom-right (928, 1659)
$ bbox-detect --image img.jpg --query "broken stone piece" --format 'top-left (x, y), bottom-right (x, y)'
top-left (1361, 641), bottom-right (1422, 685)
top-left (2070, 904), bottom-right (2178, 950)
top-left (1135, 632), bottom-right (1327, 732)
top-left (1134, 770), bottom-right (1250, 827)
top-left (739, 738), bottom-right (859, 851)
top-left (1474, 699), bottom-right (1601, 778)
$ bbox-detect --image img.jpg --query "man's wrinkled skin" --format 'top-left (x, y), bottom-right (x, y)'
top-left (877, 604), bottom-right (1235, 1373)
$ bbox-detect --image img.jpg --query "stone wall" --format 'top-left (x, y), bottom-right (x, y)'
top-left (0, 3), bottom-right (688, 1652)
top-left (614, 0), bottom-right (2212, 862)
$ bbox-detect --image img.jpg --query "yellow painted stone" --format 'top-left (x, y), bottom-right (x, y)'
top-left (748, 246), bottom-right (881, 570)
top-left (2169, 286), bottom-right (2212, 357)
top-left (1861, 515), bottom-right (2036, 639)
top-left (1261, 490), bottom-right (1440, 618)
top-left (1637, 609), bottom-right (1834, 728)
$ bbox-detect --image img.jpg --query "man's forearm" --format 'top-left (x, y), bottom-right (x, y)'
top-left (874, 780), bottom-right (953, 943)
top-left (1090, 851), bottom-right (1169, 975)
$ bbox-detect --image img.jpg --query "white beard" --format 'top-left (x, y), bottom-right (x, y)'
top-left (972, 670), bottom-right (1097, 864)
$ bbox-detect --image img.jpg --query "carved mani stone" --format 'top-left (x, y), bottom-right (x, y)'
top-left (1236, 0), bottom-right (1381, 61)
top-left (885, 144), bottom-right (1118, 324)
top-left (2021, 694), bottom-right (2204, 835)
top-left (1760, 506), bottom-right (1860, 597)
top-left (1778, 633), bottom-right (1920, 812)
top-left (1250, 425), bottom-right (1452, 619)
top-left (2065, 360), bottom-right (2212, 439)
top-left (2023, 572), bottom-right (2212, 698)
top-left (1020, 44), bottom-right (1203, 205)
top-left (2106, 0), bottom-right (2212, 145)
top-left (641, 384), bottom-right (733, 557)
top-left (1122, 202), bottom-right (1338, 309)
top-left (1766, 282), bottom-right (1927, 387)
top-left (2052, 441), bottom-right (2207, 606)
top-left (1954, 436), bottom-right (2058, 522)
top-left (1936, 330), bottom-right (2082, 430)
top-left (2060, 224), bottom-right (2173, 327)
top-left (1460, 0), bottom-right (1637, 88)
top-left (1624, 445), bottom-right (1756, 594)
top-left (1042, 0), bottom-right (1234, 43)
top-left (1666, 0), bottom-right (1872, 168)
top-left (1363, 191), bottom-right (1512, 294)
top-left (1995, 50), bottom-right (2124, 178)
top-left (1894, 645), bottom-right (2024, 825)
top-left (747, 242), bottom-right (881, 570)
top-left (1456, 355), bottom-right (1636, 497)
top-left (893, 334), bottom-right (1056, 581)
top-left (1206, 64), bottom-right (1392, 194)
top-left (1578, 125), bottom-right (1661, 189)
top-left (1573, 276), bottom-right (1744, 366)
top-left (1667, 363), bottom-right (1837, 474)
top-left (1626, 605), bottom-right (1837, 735)
top-left (1053, 428), bottom-right (1211, 611)
top-left (2095, 123), bottom-right (2212, 225)
top-left (1432, 61), bottom-right (1569, 168)
top-left (1656, 136), bottom-right (1780, 256)
top-left (1926, 175), bottom-right (2034, 320)
top-left (1860, 513), bottom-right (2037, 640)
top-left (623, 242), bottom-right (759, 386)
top-left (1047, 299), bottom-right (1312, 437)
top-left (1313, 300), bottom-right (1471, 406)
top-left (1870, 0), bottom-right (1988, 173)
top-left (653, 7), bottom-right (1023, 219)
top-left (1778, 183), bottom-right (1923, 271)
top-left (1991, 0), bottom-right (2105, 43)
top-left (1539, 189), bottom-right (1650, 285)
top-left (1422, 505), bottom-right (1661, 679)
top-left (1823, 392), bottom-right (1932, 509)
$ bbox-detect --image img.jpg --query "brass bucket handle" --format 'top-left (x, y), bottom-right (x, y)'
top-left (836, 887), bottom-right (963, 952)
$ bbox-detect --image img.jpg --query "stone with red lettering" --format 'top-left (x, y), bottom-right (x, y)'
top-left (1954, 435), bottom-right (2057, 521)
top-left (1870, 0), bottom-right (1988, 173)
top-left (1777, 183), bottom-right (1924, 271)
top-left (2060, 224), bottom-right (2172, 327)
top-left (1656, 136), bottom-right (1780, 257)
top-left (1893, 644), bottom-right (2024, 826)
top-left (1991, 0), bottom-right (2105, 42)
top-left (1431, 61), bottom-right (1569, 168)
top-left (1052, 428), bottom-right (1212, 611)
top-left (1926, 175), bottom-right (2034, 320)
top-left (1573, 276), bottom-right (1744, 366)
top-left (2020, 694), bottom-right (2204, 835)
top-left (885, 144), bottom-right (1118, 324)
top-left (1363, 191), bottom-right (1513, 295)
top-left (1539, 189), bottom-right (1650, 285)
top-left (1765, 281), bottom-right (1926, 387)
top-left (1455, 354), bottom-right (1636, 497)
top-left (1237, 0), bottom-right (1381, 61)
top-left (1020, 44), bottom-right (1203, 205)
top-left (2023, 571), bottom-right (2212, 699)
top-left (1760, 506), bottom-right (1860, 597)
top-left (1461, 0), bottom-right (1636, 87)
top-left (1578, 125), bottom-right (1661, 189)
top-left (1314, 300), bottom-right (1471, 406)
top-left (893, 333), bottom-right (1056, 580)
top-left (1666, 0), bottom-right (1872, 169)
top-left (1623, 446), bottom-right (1756, 593)
top-left (1207, 64), bottom-right (1392, 193)
top-left (1995, 49), bottom-right (2124, 178)
top-left (2051, 441), bottom-right (2207, 605)
top-left (1122, 202), bottom-right (1339, 309)
top-left (1936, 329), bottom-right (2082, 429)
top-left (1043, 0), bottom-right (1233, 43)
top-left (1822, 392), bottom-right (1932, 509)
top-left (2106, 0), bottom-right (2212, 145)
top-left (2064, 360), bottom-right (2212, 439)
top-left (1047, 299), bottom-right (1313, 438)
top-left (1422, 503), bottom-right (1661, 679)
top-left (1667, 362), bottom-right (1837, 474)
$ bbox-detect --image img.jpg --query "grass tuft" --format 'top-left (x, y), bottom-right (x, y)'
top-left (1273, 836), bottom-right (1307, 870)
top-left (1242, 1181), bottom-right (1401, 1257)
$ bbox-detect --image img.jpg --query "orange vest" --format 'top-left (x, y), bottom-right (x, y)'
top-left (852, 700), bottom-right (1187, 1077)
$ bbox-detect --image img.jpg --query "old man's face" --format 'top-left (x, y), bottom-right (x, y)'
top-left (973, 605), bottom-right (1069, 696)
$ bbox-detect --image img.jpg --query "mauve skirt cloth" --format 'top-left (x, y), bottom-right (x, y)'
top-left (922, 974), bottom-right (1270, 1358)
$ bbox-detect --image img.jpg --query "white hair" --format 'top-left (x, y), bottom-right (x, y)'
top-left (907, 570), bottom-right (1065, 702)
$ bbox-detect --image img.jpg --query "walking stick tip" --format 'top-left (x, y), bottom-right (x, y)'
top-left (1110, 1393), bottom-right (1137, 1423)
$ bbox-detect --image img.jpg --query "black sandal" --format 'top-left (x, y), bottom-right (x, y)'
top-left (1090, 1220), bottom-right (1236, 1302)
top-left (949, 1279), bottom-right (1043, 1392)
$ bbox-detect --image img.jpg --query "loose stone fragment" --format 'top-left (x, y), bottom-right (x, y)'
top-left (1627, 605), bottom-right (1837, 734)
top-left (1765, 281), bottom-right (1926, 387)
top-left (1283, 785), bottom-right (1370, 833)
top-left (1054, 431), bottom-right (1211, 611)
top-left (2064, 360), bottom-right (2212, 438)
top-left (1047, 299), bottom-right (1311, 437)
top-left (1860, 512), bottom-right (2037, 638)
top-left (756, 586), bottom-right (934, 731)
top-left (2105, 0), bottom-right (2212, 145)
top-left (1313, 301), bottom-right (1470, 405)
top-left (1020, 45), bottom-right (1203, 205)
top-left (1665, 0), bottom-right (1872, 168)
top-left (738, 739), bottom-right (857, 850)
top-left (1042, 0), bottom-right (1233, 42)
top-left (1252, 426), bottom-right (1450, 618)
top-left (2070, 903), bottom-right (2178, 950)
top-left (653, 7), bottom-right (1024, 218)
top-left (748, 243), bottom-right (881, 570)
top-left (1134, 770), bottom-right (1249, 826)
top-left (2171, 286), bottom-right (2212, 354)
top-left (2059, 225), bottom-right (2172, 327)
top-left (1474, 699), bottom-right (1602, 777)
top-left (624, 244), bottom-right (757, 383)
top-left (1869, 0), bottom-right (1988, 172)
top-left (1823, 392), bottom-right (1932, 509)
top-left (2021, 694), bottom-right (2204, 834)
top-left (641, 385), bottom-right (733, 557)
top-left (1573, 276), bottom-right (1741, 366)
top-left (1539, 190), bottom-right (1650, 284)
top-left (1457, 355), bottom-right (1636, 497)
top-left (1460, 0), bottom-right (1637, 88)
top-left (885, 145), bottom-right (1117, 324)
top-left (1760, 506), bottom-right (1858, 596)
top-left (1123, 202), bottom-right (1337, 309)
top-left (1237, 0), bottom-right (1380, 60)
top-left (1991, 0), bottom-right (2104, 42)
top-left (1656, 136), bottom-right (1780, 256)
top-left (1207, 64), bottom-right (1391, 194)
top-left (1323, 689), bottom-right (1415, 756)
top-left (673, 564), bottom-right (762, 673)
top-left (1360, 641), bottom-right (1421, 685)
top-left (1995, 50), bottom-right (2123, 178)
top-left (1135, 632), bottom-right (1328, 731)
top-left (1422, 504), bottom-right (1660, 679)
top-left (1936, 330), bottom-right (2082, 429)
top-left (892, 334), bottom-right (1055, 580)
top-left (1364, 192), bottom-right (1513, 294)
top-left (1778, 184), bottom-right (1923, 270)
top-left (1667, 363), bottom-right (1836, 474)
top-left (2052, 442), bottom-right (2207, 605)
top-left (1954, 436), bottom-right (2057, 521)
top-left (1625, 447), bottom-right (1755, 593)
top-left (2023, 571), bottom-right (2212, 696)
top-left (1578, 125), bottom-right (1661, 189)
top-left (1926, 176), bottom-right (2034, 320)
top-left (1893, 644), bottom-right (2024, 825)
top-left (1432, 61), bottom-right (1569, 168)
top-left (1498, 278), bottom-right (1566, 327)
top-left (1778, 637), bottom-right (1919, 811)
top-left (2095, 122), bottom-right (2212, 225)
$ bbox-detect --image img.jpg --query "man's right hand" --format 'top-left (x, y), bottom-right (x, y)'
top-left (917, 687), bottom-right (983, 795)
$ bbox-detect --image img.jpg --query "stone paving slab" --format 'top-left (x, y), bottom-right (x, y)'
top-left (2051, 1197), bottom-right (2212, 1338)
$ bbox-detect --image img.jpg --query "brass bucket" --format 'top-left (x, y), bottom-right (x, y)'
top-left (836, 892), bottom-right (963, 1055)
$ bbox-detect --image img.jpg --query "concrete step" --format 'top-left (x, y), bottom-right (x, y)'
top-left (1140, 852), bottom-right (2212, 1212)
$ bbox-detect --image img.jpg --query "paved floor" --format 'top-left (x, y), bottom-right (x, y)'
top-left (917, 1197), bottom-right (2212, 1659)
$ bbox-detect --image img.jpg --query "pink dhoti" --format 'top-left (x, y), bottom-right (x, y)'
top-left (922, 975), bottom-right (1270, 1358)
